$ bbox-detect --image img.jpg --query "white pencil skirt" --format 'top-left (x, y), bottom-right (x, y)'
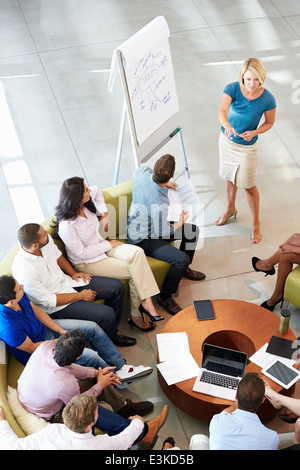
top-left (218, 132), bottom-right (259, 189)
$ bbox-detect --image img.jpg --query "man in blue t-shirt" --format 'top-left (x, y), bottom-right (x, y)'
top-left (0, 274), bottom-right (122, 368)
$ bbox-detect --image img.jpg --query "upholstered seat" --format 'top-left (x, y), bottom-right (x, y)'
top-left (284, 265), bottom-right (300, 310)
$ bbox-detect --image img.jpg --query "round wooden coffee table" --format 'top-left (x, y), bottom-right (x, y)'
top-left (157, 299), bottom-right (297, 422)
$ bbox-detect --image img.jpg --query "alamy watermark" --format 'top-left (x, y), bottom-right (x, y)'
top-left (99, 196), bottom-right (205, 250)
top-left (291, 80), bottom-right (300, 104)
top-left (290, 338), bottom-right (300, 362)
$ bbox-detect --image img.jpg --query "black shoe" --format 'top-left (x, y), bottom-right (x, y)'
top-left (117, 399), bottom-right (154, 418)
top-left (279, 413), bottom-right (297, 424)
top-left (111, 333), bottom-right (136, 347)
top-left (139, 304), bottom-right (164, 322)
top-left (260, 297), bottom-right (284, 312)
top-left (128, 317), bottom-right (156, 332)
top-left (162, 436), bottom-right (176, 450)
top-left (252, 257), bottom-right (275, 277)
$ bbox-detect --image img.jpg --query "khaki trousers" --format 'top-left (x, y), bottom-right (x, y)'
top-left (75, 244), bottom-right (159, 316)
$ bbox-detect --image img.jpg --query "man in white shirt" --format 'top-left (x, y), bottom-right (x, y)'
top-left (12, 223), bottom-right (135, 347)
top-left (209, 373), bottom-right (279, 450)
top-left (0, 395), bottom-right (167, 450)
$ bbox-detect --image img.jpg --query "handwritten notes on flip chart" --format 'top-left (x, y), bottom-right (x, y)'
top-left (109, 16), bottom-right (179, 145)
top-left (126, 41), bottom-right (179, 144)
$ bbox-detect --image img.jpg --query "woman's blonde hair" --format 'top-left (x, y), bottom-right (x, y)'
top-left (239, 58), bottom-right (266, 87)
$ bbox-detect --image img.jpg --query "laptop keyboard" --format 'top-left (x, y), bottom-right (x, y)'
top-left (206, 361), bottom-right (242, 377)
top-left (200, 370), bottom-right (239, 389)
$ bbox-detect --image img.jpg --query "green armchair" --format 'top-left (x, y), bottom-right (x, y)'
top-left (283, 265), bottom-right (300, 310)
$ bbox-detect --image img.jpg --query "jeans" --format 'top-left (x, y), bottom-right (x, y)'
top-left (44, 318), bottom-right (125, 370)
top-left (96, 404), bottom-right (130, 435)
top-left (95, 405), bottom-right (147, 441)
top-left (52, 276), bottom-right (125, 338)
top-left (136, 223), bottom-right (199, 298)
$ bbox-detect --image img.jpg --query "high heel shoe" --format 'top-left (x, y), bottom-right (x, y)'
top-left (252, 257), bottom-right (275, 277)
top-left (215, 209), bottom-right (237, 226)
top-left (139, 304), bottom-right (164, 322)
top-left (251, 225), bottom-right (262, 244)
top-left (260, 297), bottom-right (284, 312)
top-left (279, 413), bottom-right (297, 424)
top-left (127, 317), bottom-right (156, 332)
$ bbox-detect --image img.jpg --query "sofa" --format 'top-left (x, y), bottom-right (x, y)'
top-left (0, 180), bottom-right (171, 438)
top-left (284, 265), bottom-right (300, 310)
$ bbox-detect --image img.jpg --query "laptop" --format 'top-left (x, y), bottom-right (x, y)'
top-left (192, 343), bottom-right (248, 401)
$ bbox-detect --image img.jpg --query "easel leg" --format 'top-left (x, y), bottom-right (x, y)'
top-left (113, 101), bottom-right (127, 185)
top-left (177, 130), bottom-right (190, 179)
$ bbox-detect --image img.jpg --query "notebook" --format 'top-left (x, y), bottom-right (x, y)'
top-left (266, 336), bottom-right (296, 360)
top-left (192, 343), bottom-right (247, 401)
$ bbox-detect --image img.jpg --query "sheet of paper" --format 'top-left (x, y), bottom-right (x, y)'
top-left (167, 178), bottom-right (204, 237)
top-left (108, 17), bottom-right (179, 145)
top-left (108, 17), bottom-right (169, 92)
top-left (249, 343), bottom-right (296, 368)
top-left (70, 278), bottom-right (90, 288)
top-left (156, 332), bottom-right (190, 362)
top-left (156, 354), bottom-right (199, 385)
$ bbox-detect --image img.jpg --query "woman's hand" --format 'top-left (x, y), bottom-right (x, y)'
top-left (279, 242), bottom-right (298, 255)
top-left (224, 126), bottom-right (238, 140)
top-left (99, 212), bottom-right (110, 232)
top-left (109, 239), bottom-right (124, 248)
top-left (239, 130), bottom-right (257, 142)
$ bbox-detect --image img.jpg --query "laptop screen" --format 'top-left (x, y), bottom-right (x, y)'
top-left (202, 343), bottom-right (247, 377)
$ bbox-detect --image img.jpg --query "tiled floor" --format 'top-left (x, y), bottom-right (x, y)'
top-left (1, 0), bottom-right (300, 450)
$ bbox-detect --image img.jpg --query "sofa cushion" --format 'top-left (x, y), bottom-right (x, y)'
top-left (0, 342), bottom-right (25, 438)
top-left (6, 386), bottom-right (48, 435)
top-left (284, 265), bottom-right (300, 309)
top-left (7, 354), bottom-right (25, 389)
top-left (0, 244), bottom-right (20, 277)
top-left (102, 181), bottom-right (133, 239)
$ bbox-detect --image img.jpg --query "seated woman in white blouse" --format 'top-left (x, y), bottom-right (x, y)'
top-left (54, 177), bottom-right (163, 332)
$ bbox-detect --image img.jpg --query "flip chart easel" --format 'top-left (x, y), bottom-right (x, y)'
top-left (108, 16), bottom-right (190, 184)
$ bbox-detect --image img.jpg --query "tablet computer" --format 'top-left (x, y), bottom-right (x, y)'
top-left (193, 300), bottom-right (215, 321)
top-left (262, 358), bottom-right (300, 389)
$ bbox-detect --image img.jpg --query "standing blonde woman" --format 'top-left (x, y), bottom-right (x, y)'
top-left (215, 58), bottom-right (276, 243)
